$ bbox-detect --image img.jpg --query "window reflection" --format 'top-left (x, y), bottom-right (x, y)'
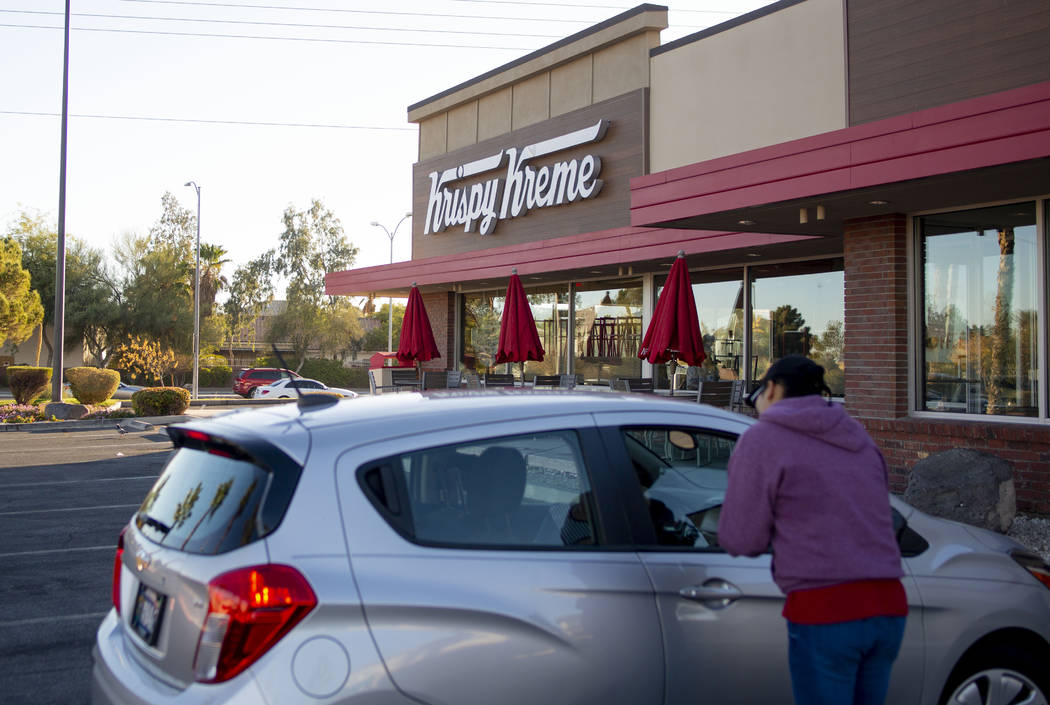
top-left (751, 260), bottom-right (845, 396)
top-left (656, 269), bottom-right (743, 389)
top-left (574, 279), bottom-right (642, 384)
top-left (920, 203), bottom-right (1038, 417)
top-left (462, 285), bottom-right (569, 379)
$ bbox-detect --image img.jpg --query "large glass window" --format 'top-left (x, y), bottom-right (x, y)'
top-left (655, 269), bottom-right (744, 390)
top-left (751, 259), bottom-right (845, 396)
top-left (574, 279), bottom-right (643, 384)
top-left (920, 203), bottom-right (1039, 417)
top-left (462, 285), bottom-right (570, 379)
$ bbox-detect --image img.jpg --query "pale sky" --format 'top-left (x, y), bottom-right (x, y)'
top-left (1, 0), bottom-right (771, 293)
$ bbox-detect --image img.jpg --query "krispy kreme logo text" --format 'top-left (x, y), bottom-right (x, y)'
top-left (424, 119), bottom-right (609, 236)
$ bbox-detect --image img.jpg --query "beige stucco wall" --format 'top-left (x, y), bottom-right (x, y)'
top-left (412, 7), bottom-right (666, 160)
top-left (478, 87), bottom-right (512, 141)
top-left (649, 0), bottom-right (846, 172)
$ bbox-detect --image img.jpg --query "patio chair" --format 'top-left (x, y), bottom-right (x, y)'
top-left (371, 368), bottom-right (419, 394)
top-left (622, 377), bottom-right (655, 393)
top-left (421, 371), bottom-right (449, 390)
top-left (447, 370), bottom-right (462, 388)
top-left (532, 375), bottom-right (561, 389)
top-left (558, 374), bottom-right (578, 390)
top-left (696, 379), bottom-right (743, 410)
top-left (483, 373), bottom-right (515, 388)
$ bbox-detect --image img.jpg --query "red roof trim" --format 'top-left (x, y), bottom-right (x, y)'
top-left (630, 80), bottom-right (1050, 226)
top-left (325, 227), bottom-right (813, 295)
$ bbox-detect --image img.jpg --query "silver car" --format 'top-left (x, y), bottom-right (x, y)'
top-left (93, 392), bottom-right (1050, 705)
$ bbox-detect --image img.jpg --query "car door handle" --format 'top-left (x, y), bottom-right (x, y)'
top-left (679, 579), bottom-right (742, 607)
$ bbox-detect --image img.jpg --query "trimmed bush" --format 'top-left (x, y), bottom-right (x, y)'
top-left (66, 367), bottom-right (121, 404)
top-left (8, 366), bottom-right (52, 405)
top-left (199, 365), bottom-right (232, 388)
top-left (131, 387), bottom-right (190, 416)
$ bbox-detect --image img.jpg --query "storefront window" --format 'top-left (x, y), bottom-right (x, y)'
top-left (655, 269), bottom-right (744, 390)
top-left (920, 203), bottom-right (1039, 417)
top-left (461, 285), bottom-right (570, 379)
top-left (574, 279), bottom-right (642, 384)
top-left (751, 260), bottom-right (845, 396)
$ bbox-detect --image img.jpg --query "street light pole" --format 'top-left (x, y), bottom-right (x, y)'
top-left (184, 181), bottom-right (201, 400)
top-left (370, 213), bottom-right (412, 352)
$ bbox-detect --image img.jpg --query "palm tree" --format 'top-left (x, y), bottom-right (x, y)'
top-left (197, 243), bottom-right (231, 318)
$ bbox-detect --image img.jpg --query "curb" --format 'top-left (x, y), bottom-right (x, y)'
top-left (0, 414), bottom-right (195, 433)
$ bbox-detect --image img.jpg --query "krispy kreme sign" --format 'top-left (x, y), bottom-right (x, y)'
top-left (424, 119), bottom-right (609, 236)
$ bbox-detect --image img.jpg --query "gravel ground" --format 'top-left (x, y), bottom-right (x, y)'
top-left (1007, 514), bottom-right (1050, 562)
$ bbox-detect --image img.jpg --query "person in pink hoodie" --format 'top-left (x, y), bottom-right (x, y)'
top-left (719, 355), bottom-right (907, 705)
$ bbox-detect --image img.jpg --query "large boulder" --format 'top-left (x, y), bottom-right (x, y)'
top-left (44, 402), bottom-right (89, 421)
top-left (903, 448), bottom-right (1016, 533)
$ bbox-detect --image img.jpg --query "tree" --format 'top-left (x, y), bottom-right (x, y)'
top-left (118, 237), bottom-right (194, 353)
top-left (223, 255), bottom-right (274, 361)
top-left (7, 211), bottom-right (120, 365)
top-left (318, 300), bottom-right (365, 362)
top-left (0, 237), bottom-right (44, 347)
top-left (198, 242), bottom-right (230, 318)
top-left (265, 200), bottom-right (359, 367)
top-left (360, 302), bottom-right (405, 352)
top-left (148, 192), bottom-right (196, 264)
top-left (111, 336), bottom-right (179, 385)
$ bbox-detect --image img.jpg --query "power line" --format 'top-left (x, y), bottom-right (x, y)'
top-left (0, 23), bottom-right (538, 49)
top-left (115, 0), bottom-right (594, 24)
top-left (0, 9), bottom-right (563, 38)
top-left (0, 110), bottom-right (417, 131)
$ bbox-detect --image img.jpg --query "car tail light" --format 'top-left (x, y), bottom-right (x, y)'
top-left (193, 565), bottom-right (316, 683)
top-left (1011, 550), bottom-right (1050, 590)
top-left (260, 389), bottom-right (270, 396)
top-left (112, 527), bottom-right (126, 614)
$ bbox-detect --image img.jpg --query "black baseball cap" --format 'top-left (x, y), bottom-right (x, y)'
top-left (745, 355), bottom-right (831, 407)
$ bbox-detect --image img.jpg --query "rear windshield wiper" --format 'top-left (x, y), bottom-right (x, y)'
top-left (138, 513), bottom-right (171, 535)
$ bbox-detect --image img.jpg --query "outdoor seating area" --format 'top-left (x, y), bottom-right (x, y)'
top-left (696, 379), bottom-right (744, 412)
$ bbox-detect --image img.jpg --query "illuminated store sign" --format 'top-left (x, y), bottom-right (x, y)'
top-left (424, 119), bottom-right (609, 236)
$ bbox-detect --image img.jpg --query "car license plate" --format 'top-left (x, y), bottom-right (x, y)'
top-left (131, 583), bottom-right (167, 646)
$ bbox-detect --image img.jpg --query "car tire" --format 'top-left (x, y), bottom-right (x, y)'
top-left (939, 644), bottom-right (1050, 705)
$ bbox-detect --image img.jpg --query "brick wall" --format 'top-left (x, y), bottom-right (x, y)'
top-left (843, 213), bottom-right (1050, 515)
top-left (420, 291), bottom-right (456, 372)
top-left (843, 214), bottom-right (909, 420)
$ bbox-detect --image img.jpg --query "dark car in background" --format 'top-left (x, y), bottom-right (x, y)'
top-left (231, 367), bottom-right (300, 398)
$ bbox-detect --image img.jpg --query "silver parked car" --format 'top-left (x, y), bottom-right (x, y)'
top-left (93, 392), bottom-right (1050, 705)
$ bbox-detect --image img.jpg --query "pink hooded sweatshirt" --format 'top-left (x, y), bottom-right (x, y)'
top-left (718, 394), bottom-right (903, 594)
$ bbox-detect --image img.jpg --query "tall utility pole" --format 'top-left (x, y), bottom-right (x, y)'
top-left (370, 213), bottom-right (412, 352)
top-left (185, 182), bottom-right (201, 400)
top-left (51, 0), bottom-right (71, 403)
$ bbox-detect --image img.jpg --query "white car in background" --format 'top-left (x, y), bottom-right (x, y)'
top-left (252, 377), bottom-right (357, 400)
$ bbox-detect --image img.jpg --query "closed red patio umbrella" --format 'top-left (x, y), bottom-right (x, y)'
top-left (638, 251), bottom-right (706, 394)
top-left (397, 283), bottom-right (441, 375)
top-left (496, 269), bottom-right (545, 381)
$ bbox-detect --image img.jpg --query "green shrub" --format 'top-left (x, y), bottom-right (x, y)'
top-left (344, 366), bottom-right (369, 389)
top-left (131, 387), bottom-right (190, 416)
top-left (8, 366), bottom-right (52, 405)
top-left (199, 365), bottom-right (232, 388)
top-left (66, 366), bottom-right (121, 404)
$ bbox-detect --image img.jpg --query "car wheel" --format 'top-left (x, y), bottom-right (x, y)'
top-left (941, 645), bottom-right (1049, 705)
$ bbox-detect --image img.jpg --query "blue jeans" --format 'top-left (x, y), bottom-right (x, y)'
top-left (787, 616), bottom-right (906, 705)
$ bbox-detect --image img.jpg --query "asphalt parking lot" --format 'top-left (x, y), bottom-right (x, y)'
top-left (0, 425), bottom-right (176, 705)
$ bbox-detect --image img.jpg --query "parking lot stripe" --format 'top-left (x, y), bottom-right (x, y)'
top-left (0, 612), bottom-right (109, 628)
top-left (0, 475), bottom-right (159, 489)
top-left (0, 503), bottom-right (139, 517)
top-left (0, 545), bottom-right (113, 559)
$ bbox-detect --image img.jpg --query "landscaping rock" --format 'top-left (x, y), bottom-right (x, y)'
top-left (44, 402), bottom-right (90, 420)
top-left (904, 448), bottom-right (1016, 533)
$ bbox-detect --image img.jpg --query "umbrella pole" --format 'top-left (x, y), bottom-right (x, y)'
top-left (520, 361), bottom-right (525, 388)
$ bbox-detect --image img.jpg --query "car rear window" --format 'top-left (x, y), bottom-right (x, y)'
top-left (135, 448), bottom-right (269, 555)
